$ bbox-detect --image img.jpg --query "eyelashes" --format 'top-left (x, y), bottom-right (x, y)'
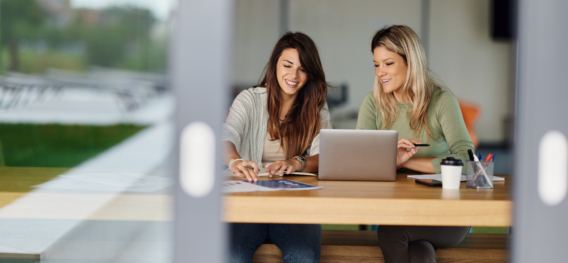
top-left (283, 65), bottom-right (306, 72)
top-left (374, 63), bottom-right (394, 68)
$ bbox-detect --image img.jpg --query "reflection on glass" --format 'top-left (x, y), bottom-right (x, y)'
top-left (0, 0), bottom-right (176, 262)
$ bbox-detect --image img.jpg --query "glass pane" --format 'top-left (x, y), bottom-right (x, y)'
top-left (0, 0), bottom-right (177, 262)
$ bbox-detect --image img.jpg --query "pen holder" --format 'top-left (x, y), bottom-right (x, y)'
top-left (466, 161), bottom-right (494, 189)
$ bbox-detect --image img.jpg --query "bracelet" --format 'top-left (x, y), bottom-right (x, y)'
top-left (229, 159), bottom-right (244, 170)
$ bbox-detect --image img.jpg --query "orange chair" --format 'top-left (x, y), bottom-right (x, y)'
top-left (458, 100), bottom-right (481, 149)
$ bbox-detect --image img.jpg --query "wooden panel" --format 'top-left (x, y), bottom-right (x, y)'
top-left (226, 174), bottom-right (512, 226)
top-left (319, 231), bottom-right (509, 249)
top-left (252, 244), bottom-right (507, 263)
top-left (226, 196), bottom-right (511, 226)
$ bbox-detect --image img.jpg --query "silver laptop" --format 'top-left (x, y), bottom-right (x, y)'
top-left (318, 129), bottom-right (398, 181)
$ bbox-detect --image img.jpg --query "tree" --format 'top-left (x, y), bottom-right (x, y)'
top-left (0, 0), bottom-right (46, 71)
top-left (68, 6), bottom-right (156, 68)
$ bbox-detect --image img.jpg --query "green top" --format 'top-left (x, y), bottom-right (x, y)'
top-left (356, 88), bottom-right (474, 174)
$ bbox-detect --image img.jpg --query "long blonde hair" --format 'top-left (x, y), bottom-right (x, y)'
top-left (371, 25), bottom-right (441, 139)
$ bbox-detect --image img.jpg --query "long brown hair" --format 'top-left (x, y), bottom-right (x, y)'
top-left (371, 25), bottom-right (441, 139)
top-left (259, 32), bottom-right (328, 159)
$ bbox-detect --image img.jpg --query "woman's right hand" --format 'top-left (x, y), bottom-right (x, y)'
top-left (397, 138), bottom-right (420, 168)
top-left (230, 159), bottom-right (259, 182)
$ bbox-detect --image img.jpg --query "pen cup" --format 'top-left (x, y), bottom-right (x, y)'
top-left (466, 161), bottom-right (494, 189)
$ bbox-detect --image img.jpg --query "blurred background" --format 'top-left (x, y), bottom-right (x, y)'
top-left (0, 0), bottom-right (177, 262)
top-left (0, 0), bottom-right (515, 262)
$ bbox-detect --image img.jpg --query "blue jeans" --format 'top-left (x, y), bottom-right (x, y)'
top-left (229, 223), bottom-right (321, 263)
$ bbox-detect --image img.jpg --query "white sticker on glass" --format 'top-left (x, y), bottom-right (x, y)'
top-left (180, 122), bottom-right (215, 198)
top-left (538, 130), bottom-right (568, 206)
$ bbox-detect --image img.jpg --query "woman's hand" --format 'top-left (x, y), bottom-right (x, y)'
top-left (266, 159), bottom-right (302, 177)
top-left (397, 138), bottom-right (421, 169)
top-left (230, 159), bottom-right (259, 182)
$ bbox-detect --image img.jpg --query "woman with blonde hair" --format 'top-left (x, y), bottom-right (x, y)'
top-left (357, 25), bottom-right (473, 262)
top-left (223, 32), bottom-right (331, 262)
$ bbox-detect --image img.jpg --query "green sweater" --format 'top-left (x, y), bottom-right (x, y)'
top-left (356, 89), bottom-right (474, 174)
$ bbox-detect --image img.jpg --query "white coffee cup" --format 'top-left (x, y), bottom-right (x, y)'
top-left (440, 157), bottom-right (463, 189)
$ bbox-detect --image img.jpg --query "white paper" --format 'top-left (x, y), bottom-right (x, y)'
top-left (407, 174), bottom-right (505, 182)
top-left (222, 180), bottom-right (279, 193)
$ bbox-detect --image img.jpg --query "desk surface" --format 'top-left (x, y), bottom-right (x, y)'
top-left (225, 173), bottom-right (512, 227)
top-left (0, 167), bottom-right (512, 226)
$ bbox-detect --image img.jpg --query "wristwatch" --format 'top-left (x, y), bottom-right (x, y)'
top-left (293, 156), bottom-right (307, 172)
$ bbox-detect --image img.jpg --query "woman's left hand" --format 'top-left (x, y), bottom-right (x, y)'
top-left (266, 159), bottom-right (302, 177)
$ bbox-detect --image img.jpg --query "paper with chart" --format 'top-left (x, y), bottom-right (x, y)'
top-left (223, 179), bottom-right (322, 193)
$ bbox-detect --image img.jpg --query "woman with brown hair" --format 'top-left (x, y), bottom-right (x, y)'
top-left (357, 25), bottom-right (473, 262)
top-left (223, 32), bottom-right (330, 263)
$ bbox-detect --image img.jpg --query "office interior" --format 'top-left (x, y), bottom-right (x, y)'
top-left (0, 0), bottom-right (564, 262)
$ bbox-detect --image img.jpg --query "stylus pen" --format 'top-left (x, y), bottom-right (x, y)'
top-left (413, 144), bottom-right (430, 147)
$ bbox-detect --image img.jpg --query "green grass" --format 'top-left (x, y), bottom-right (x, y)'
top-left (0, 123), bottom-right (146, 167)
top-left (2, 49), bottom-right (87, 74)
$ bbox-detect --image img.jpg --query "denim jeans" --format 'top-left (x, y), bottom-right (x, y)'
top-left (229, 223), bottom-right (321, 263)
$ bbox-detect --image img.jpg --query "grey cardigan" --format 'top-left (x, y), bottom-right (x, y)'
top-left (222, 87), bottom-right (332, 167)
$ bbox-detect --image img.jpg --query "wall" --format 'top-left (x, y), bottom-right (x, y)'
top-left (233, 0), bottom-right (513, 143)
top-left (233, 0), bottom-right (281, 85)
top-left (288, 0), bottom-right (423, 118)
top-left (429, 0), bottom-right (512, 143)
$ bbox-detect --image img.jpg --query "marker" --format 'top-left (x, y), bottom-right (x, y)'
top-left (413, 144), bottom-right (430, 147)
top-left (468, 149), bottom-right (475, 161)
top-left (484, 153), bottom-right (494, 162)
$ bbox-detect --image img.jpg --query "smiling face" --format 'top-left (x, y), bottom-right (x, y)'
top-left (373, 46), bottom-right (408, 100)
top-left (276, 48), bottom-right (308, 97)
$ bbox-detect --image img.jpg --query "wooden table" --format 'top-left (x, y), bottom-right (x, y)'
top-left (224, 173), bottom-right (512, 227)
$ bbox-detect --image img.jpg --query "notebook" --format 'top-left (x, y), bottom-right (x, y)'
top-left (257, 167), bottom-right (316, 177)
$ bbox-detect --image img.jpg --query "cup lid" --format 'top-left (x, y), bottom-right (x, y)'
top-left (441, 157), bottom-right (463, 166)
